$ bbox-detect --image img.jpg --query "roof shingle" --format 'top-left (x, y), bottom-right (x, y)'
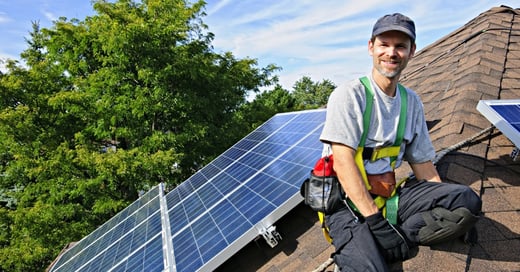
top-left (217, 6), bottom-right (520, 271)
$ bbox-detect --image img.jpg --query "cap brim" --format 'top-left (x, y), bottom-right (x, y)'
top-left (373, 25), bottom-right (415, 41)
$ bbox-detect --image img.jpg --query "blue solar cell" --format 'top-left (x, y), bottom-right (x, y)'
top-left (172, 229), bottom-right (203, 272)
top-left (491, 104), bottom-right (520, 131)
top-left (117, 247), bottom-right (144, 272)
top-left (48, 186), bottom-right (163, 272)
top-left (165, 109), bottom-right (326, 271)
top-left (209, 199), bottom-right (252, 241)
top-left (197, 182), bottom-right (224, 204)
top-left (478, 100), bottom-right (520, 148)
top-left (192, 217), bottom-right (227, 261)
top-left (211, 155), bottom-right (235, 169)
top-left (491, 104), bottom-right (520, 120)
top-left (214, 175), bottom-right (241, 192)
top-left (48, 109), bottom-right (327, 272)
top-left (225, 161), bottom-right (258, 180)
top-left (142, 236), bottom-right (165, 271)
top-left (187, 171), bottom-right (206, 188)
top-left (228, 182), bottom-right (273, 222)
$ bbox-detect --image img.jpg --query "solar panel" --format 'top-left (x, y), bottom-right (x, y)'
top-left (477, 99), bottom-right (520, 148)
top-left (47, 109), bottom-right (327, 272)
top-left (48, 185), bottom-right (165, 272)
top-left (165, 109), bottom-right (325, 271)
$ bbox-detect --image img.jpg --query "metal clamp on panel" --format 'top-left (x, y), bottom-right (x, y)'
top-left (260, 225), bottom-right (282, 248)
top-left (511, 147), bottom-right (519, 161)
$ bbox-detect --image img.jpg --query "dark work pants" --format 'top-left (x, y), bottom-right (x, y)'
top-left (325, 181), bottom-right (482, 272)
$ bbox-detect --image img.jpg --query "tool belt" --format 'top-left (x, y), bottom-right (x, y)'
top-left (367, 171), bottom-right (396, 198)
top-left (302, 77), bottom-right (409, 244)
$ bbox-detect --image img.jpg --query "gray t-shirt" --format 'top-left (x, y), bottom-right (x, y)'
top-left (320, 75), bottom-right (435, 174)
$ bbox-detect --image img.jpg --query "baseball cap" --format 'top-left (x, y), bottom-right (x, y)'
top-left (372, 13), bottom-right (416, 41)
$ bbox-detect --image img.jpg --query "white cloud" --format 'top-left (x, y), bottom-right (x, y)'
top-left (1, 0), bottom-right (518, 91)
top-left (42, 10), bottom-right (57, 22)
top-left (204, 0), bottom-right (519, 90)
top-left (0, 12), bottom-right (11, 24)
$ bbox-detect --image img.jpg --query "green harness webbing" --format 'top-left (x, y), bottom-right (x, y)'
top-left (359, 76), bottom-right (407, 170)
top-left (357, 76), bottom-right (407, 225)
top-left (318, 77), bottom-right (409, 243)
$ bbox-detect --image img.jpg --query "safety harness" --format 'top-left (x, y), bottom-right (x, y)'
top-left (319, 76), bottom-right (409, 243)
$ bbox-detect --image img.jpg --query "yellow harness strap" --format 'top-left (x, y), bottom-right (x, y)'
top-left (355, 77), bottom-right (407, 219)
top-left (318, 77), bottom-right (408, 244)
top-left (355, 147), bottom-right (372, 191)
top-left (370, 146), bottom-right (402, 162)
top-left (318, 212), bottom-right (333, 243)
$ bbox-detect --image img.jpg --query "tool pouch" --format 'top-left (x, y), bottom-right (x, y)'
top-left (300, 155), bottom-right (346, 214)
top-left (367, 171), bottom-right (396, 198)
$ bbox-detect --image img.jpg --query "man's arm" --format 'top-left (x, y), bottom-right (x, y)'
top-left (410, 161), bottom-right (441, 182)
top-left (331, 143), bottom-right (379, 217)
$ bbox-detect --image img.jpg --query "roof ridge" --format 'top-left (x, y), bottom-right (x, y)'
top-left (399, 5), bottom-right (519, 150)
top-left (402, 5), bottom-right (515, 82)
top-left (413, 5), bottom-right (518, 58)
top-left (490, 5), bottom-right (520, 16)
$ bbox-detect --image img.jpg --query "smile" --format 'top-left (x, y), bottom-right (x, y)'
top-left (382, 60), bottom-right (400, 65)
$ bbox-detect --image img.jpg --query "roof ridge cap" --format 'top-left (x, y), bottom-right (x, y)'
top-left (489, 5), bottom-right (520, 15)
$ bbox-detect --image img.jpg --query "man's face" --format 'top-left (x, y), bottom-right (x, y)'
top-left (369, 31), bottom-right (416, 79)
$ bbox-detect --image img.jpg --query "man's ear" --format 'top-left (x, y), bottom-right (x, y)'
top-left (368, 40), bottom-right (374, 56)
top-left (410, 43), bottom-right (416, 57)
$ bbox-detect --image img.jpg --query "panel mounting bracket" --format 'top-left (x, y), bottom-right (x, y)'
top-left (512, 147), bottom-right (519, 161)
top-left (259, 225), bottom-right (282, 248)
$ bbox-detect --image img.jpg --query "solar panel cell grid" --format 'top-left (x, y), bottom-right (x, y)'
top-left (172, 230), bottom-right (203, 271)
top-left (48, 186), bottom-right (162, 272)
top-left (48, 109), bottom-right (327, 272)
top-left (142, 236), bottom-right (165, 271)
top-left (166, 110), bottom-right (326, 271)
top-left (491, 104), bottom-right (520, 132)
top-left (478, 100), bottom-right (520, 148)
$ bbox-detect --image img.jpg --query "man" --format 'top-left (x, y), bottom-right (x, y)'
top-left (320, 13), bottom-right (482, 271)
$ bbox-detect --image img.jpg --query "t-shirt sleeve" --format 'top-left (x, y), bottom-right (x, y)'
top-left (403, 94), bottom-right (436, 164)
top-left (320, 81), bottom-right (365, 149)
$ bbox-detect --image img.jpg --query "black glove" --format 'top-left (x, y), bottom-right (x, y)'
top-left (365, 211), bottom-right (415, 263)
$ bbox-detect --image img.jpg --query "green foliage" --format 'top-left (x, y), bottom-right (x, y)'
top-left (233, 76), bottom-right (336, 132)
top-left (0, 0), bottom-right (278, 270)
top-left (292, 76), bottom-right (336, 109)
top-left (236, 84), bottom-right (296, 130)
top-left (0, 0), bottom-right (335, 269)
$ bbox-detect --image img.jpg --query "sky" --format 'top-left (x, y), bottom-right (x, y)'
top-left (0, 0), bottom-right (518, 90)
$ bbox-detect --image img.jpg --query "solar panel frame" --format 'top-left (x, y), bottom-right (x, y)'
top-left (166, 109), bottom-right (326, 272)
top-left (477, 99), bottom-right (520, 148)
top-left (47, 109), bottom-right (327, 272)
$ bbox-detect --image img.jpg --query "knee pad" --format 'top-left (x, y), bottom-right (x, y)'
top-left (418, 207), bottom-right (478, 246)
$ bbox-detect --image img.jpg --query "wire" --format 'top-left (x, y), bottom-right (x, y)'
top-left (442, 152), bottom-right (520, 177)
top-left (311, 257), bottom-right (334, 272)
top-left (433, 126), bottom-right (495, 164)
top-left (311, 126), bottom-right (497, 272)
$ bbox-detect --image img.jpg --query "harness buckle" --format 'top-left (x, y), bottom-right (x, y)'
top-left (370, 146), bottom-right (401, 161)
top-left (370, 146), bottom-right (383, 161)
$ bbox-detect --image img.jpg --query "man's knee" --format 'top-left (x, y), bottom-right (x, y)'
top-left (418, 207), bottom-right (479, 245)
top-left (462, 187), bottom-right (482, 214)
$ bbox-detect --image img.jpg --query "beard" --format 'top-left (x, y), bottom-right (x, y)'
top-left (374, 58), bottom-right (407, 79)
top-left (375, 66), bottom-right (401, 78)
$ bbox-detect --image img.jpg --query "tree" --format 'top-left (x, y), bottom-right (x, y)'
top-left (235, 84), bottom-right (296, 130)
top-left (0, 0), bottom-right (278, 270)
top-left (292, 76), bottom-right (336, 109)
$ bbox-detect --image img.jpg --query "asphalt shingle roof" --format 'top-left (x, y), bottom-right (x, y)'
top-left (217, 5), bottom-right (520, 272)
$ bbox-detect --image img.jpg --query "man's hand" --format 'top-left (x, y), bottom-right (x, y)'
top-left (365, 211), bottom-right (415, 262)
